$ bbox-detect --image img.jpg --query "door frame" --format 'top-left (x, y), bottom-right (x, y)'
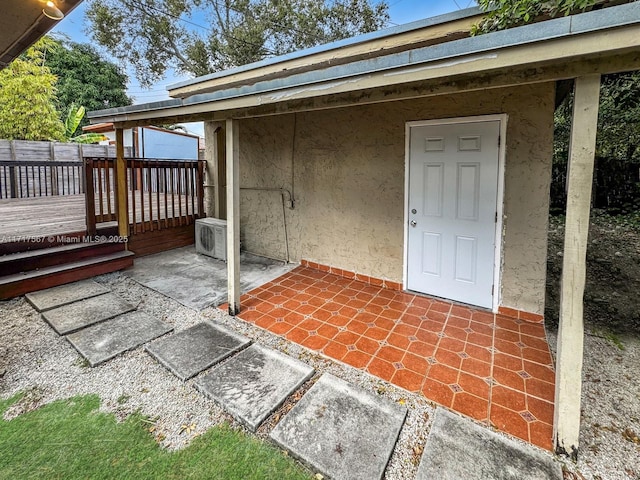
top-left (403, 114), bottom-right (508, 312)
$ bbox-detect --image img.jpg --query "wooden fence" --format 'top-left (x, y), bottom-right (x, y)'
top-left (0, 140), bottom-right (132, 199)
top-left (550, 156), bottom-right (640, 214)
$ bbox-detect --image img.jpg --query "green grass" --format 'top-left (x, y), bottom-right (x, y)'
top-left (604, 332), bottom-right (626, 351)
top-left (0, 394), bottom-right (311, 480)
top-left (589, 326), bottom-right (627, 351)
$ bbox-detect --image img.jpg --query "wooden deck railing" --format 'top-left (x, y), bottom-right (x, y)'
top-left (0, 160), bottom-right (83, 199)
top-left (83, 157), bottom-right (205, 236)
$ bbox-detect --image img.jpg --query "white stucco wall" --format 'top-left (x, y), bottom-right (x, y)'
top-left (233, 83), bottom-right (555, 314)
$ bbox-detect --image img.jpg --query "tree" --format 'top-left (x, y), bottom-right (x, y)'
top-left (552, 72), bottom-right (640, 213)
top-left (0, 39), bottom-right (65, 141)
top-left (596, 72), bottom-right (640, 164)
top-left (86, 0), bottom-right (389, 87)
top-left (46, 38), bottom-right (131, 128)
top-left (471, 0), bottom-right (640, 213)
top-left (472, 0), bottom-right (600, 34)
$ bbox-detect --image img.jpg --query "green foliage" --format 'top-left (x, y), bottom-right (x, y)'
top-left (70, 132), bottom-right (110, 144)
top-left (592, 326), bottom-right (627, 350)
top-left (552, 72), bottom-right (640, 214)
top-left (597, 72), bottom-right (640, 163)
top-left (46, 38), bottom-right (131, 128)
top-left (590, 209), bottom-right (640, 231)
top-left (61, 104), bottom-right (108, 144)
top-left (63, 104), bottom-right (86, 139)
top-left (86, 0), bottom-right (389, 86)
top-left (0, 39), bottom-right (65, 141)
top-left (472, 0), bottom-right (600, 34)
top-left (0, 394), bottom-right (312, 479)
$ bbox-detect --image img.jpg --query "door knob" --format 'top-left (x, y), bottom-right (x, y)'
top-left (410, 220), bottom-right (417, 227)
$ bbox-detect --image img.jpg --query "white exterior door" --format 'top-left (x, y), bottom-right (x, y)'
top-left (406, 119), bottom-right (502, 309)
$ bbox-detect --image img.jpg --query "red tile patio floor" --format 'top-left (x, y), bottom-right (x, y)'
top-left (227, 265), bottom-right (555, 450)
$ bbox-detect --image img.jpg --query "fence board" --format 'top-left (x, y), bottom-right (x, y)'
top-left (0, 140), bottom-right (132, 200)
top-left (0, 143), bottom-right (11, 160)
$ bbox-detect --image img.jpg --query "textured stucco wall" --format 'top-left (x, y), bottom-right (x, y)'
top-left (236, 83), bottom-right (555, 314)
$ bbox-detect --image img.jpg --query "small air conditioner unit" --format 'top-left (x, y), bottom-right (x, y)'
top-left (196, 218), bottom-right (227, 261)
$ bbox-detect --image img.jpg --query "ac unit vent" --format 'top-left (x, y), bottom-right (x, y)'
top-left (195, 218), bottom-right (227, 261)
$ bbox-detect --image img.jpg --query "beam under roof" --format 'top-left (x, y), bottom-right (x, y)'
top-left (1, 0), bottom-right (83, 69)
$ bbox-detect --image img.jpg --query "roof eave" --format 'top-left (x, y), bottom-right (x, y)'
top-left (167, 7), bottom-right (482, 98)
top-left (0, 0), bottom-right (84, 68)
top-left (88, 2), bottom-right (640, 125)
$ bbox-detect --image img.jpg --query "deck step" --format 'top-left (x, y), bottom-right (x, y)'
top-left (0, 225), bottom-right (119, 256)
top-left (0, 250), bottom-right (134, 300)
top-left (0, 241), bottom-right (125, 276)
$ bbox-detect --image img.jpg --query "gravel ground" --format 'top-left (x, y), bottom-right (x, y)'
top-left (547, 328), bottom-right (640, 480)
top-left (1, 271), bottom-right (638, 479)
top-left (0, 272), bottom-right (434, 479)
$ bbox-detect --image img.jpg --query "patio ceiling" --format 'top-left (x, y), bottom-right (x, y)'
top-left (0, 0), bottom-right (83, 68)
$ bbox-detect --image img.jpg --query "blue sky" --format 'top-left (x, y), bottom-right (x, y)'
top-left (52, 0), bottom-right (476, 134)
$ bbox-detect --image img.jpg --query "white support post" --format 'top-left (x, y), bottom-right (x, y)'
top-left (226, 119), bottom-right (241, 315)
top-left (554, 74), bottom-right (601, 460)
top-left (204, 121), bottom-right (216, 217)
top-left (204, 121), bottom-right (226, 218)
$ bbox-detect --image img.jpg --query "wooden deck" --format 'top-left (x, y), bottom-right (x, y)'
top-left (0, 195), bottom-right (89, 241)
top-left (0, 193), bottom-right (197, 243)
top-left (0, 158), bottom-right (203, 295)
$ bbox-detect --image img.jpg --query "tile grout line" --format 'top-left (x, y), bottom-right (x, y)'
top-left (487, 312), bottom-right (497, 431)
top-left (356, 286), bottom-right (404, 373)
top-left (520, 321), bottom-right (537, 447)
top-left (441, 302), bottom-right (465, 412)
top-left (383, 291), bottom-right (418, 381)
top-left (419, 300), bottom-right (452, 405)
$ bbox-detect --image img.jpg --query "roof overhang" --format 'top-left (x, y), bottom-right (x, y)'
top-left (82, 122), bottom-right (115, 133)
top-left (83, 122), bottom-right (201, 140)
top-left (167, 7), bottom-right (484, 99)
top-left (1, 0), bottom-right (84, 68)
top-left (88, 2), bottom-right (640, 127)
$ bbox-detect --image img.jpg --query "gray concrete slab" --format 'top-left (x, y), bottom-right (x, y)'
top-left (270, 373), bottom-right (407, 480)
top-left (25, 280), bottom-right (110, 312)
top-left (196, 344), bottom-right (314, 431)
top-left (145, 321), bottom-right (251, 381)
top-left (65, 311), bottom-right (173, 367)
top-left (416, 408), bottom-right (562, 480)
top-left (41, 293), bottom-right (135, 335)
top-left (124, 246), bottom-right (296, 310)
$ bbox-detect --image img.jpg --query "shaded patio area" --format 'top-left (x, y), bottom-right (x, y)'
top-left (126, 246), bottom-right (296, 310)
top-left (227, 265), bottom-right (555, 450)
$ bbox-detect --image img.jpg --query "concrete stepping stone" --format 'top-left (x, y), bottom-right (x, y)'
top-left (146, 322), bottom-right (251, 381)
top-left (196, 344), bottom-right (314, 431)
top-left (65, 311), bottom-right (173, 367)
top-left (270, 373), bottom-right (407, 480)
top-left (26, 279), bottom-right (110, 312)
top-left (416, 408), bottom-right (562, 480)
top-left (41, 293), bottom-right (135, 335)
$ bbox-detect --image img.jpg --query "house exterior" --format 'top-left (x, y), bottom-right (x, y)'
top-left (88, 3), bottom-right (640, 457)
top-left (82, 123), bottom-right (200, 160)
top-left (231, 86), bottom-right (553, 318)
